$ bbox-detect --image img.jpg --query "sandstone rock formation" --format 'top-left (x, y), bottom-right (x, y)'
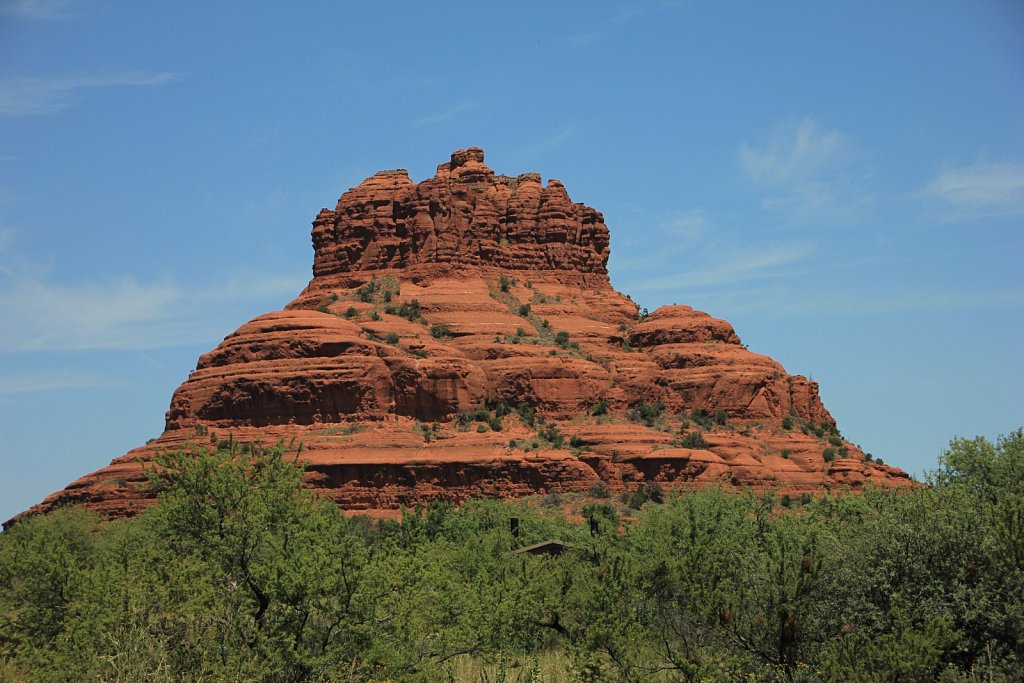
top-left (16, 148), bottom-right (912, 523)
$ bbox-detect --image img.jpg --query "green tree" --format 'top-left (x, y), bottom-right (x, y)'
top-left (0, 507), bottom-right (101, 673)
top-left (141, 441), bottom-right (372, 679)
top-left (818, 607), bottom-right (956, 682)
top-left (930, 428), bottom-right (1024, 500)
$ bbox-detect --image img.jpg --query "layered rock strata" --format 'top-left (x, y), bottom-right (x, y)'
top-left (17, 148), bottom-right (911, 523)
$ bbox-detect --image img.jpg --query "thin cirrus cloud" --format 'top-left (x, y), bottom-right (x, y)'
top-left (564, 31), bottom-right (603, 47)
top-left (0, 266), bottom-right (307, 352)
top-left (739, 117), bottom-right (853, 185)
top-left (671, 283), bottom-right (1024, 319)
top-left (0, 369), bottom-right (104, 395)
top-left (739, 117), bottom-right (870, 226)
top-left (563, 5), bottom-right (649, 47)
top-left (517, 124), bottom-right (579, 158)
top-left (0, 227), bottom-right (14, 250)
top-left (625, 243), bottom-right (814, 292)
top-left (412, 99), bottom-right (480, 126)
top-left (662, 209), bottom-right (709, 244)
top-left (0, 0), bottom-right (75, 19)
top-left (0, 71), bottom-right (178, 116)
top-left (925, 162), bottom-right (1024, 212)
top-left (607, 208), bottom-right (711, 272)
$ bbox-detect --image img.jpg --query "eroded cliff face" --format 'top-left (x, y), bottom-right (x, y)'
top-left (308, 146), bottom-right (610, 284)
top-left (19, 148), bottom-right (911, 523)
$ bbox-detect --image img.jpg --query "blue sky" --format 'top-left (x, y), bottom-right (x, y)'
top-left (1, 0), bottom-right (1021, 522)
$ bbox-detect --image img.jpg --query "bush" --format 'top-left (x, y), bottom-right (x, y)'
top-left (540, 492), bottom-right (562, 508)
top-left (430, 324), bottom-right (451, 339)
top-left (356, 278), bottom-right (379, 302)
top-left (385, 332), bottom-right (400, 345)
top-left (457, 408), bottom-right (492, 428)
top-left (714, 410), bottom-right (728, 426)
top-left (680, 431), bottom-right (710, 449)
top-left (623, 481), bottom-right (664, 509)
top-left (782, 415), bottom-right (795, 430)
top-left (690, 408), bottom-right (714, 429)
top-left (344, 306), bottom-right (358, 319)
top-left (539, 423), bottom-right (565, 449)
top-left (414, 422), bottom-right (437, 443)
top-left (554, 331), bottom-right (571, 348)
top-left (499, 275), bottom-right (514, 292)
top-left (518, 303), bottom-right (531, 316)
top-left (581, 502), bottom-right (618, 531)
top-left (587, 481), bottom-right (611, 499)
top-left (386, 299), bottom-right (422, 322)
top-left (627, 401), bottom-right (664, 427)
top-left (590, 400), bottom-right (608, 417)
top-left (489, 401), bottom-right (512, 418)
top-left (823, 447), bottom-right (837, 462)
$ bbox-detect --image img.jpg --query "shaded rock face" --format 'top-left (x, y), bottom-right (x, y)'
top-left (18, 148), bottom-right (912, 524)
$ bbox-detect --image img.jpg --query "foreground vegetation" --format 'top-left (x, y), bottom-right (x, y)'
top-left (1, 430), bottom-right (1021, 682)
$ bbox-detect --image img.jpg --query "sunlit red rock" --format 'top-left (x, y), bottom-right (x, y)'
top-left (15, 148), bottom-right (912, 525)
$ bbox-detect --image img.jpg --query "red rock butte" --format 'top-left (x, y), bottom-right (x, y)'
top-left (14, 147), bottom-right (911, 524)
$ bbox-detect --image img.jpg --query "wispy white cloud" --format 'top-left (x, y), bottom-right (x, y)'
top-left (0, 0), bottom-right (75, 19)
top-left (661, 209), bottom-right (709, 244)
top-left (0, 264), bottom-right (306, 352)
top-left (518, 124), bottom-right (579, 158)
top-left (0, 225), bottom-right (16, 251)
top-left (0, 71), bottom-right (177, 116)
top-left (204, 272), bottom-right (311, 305)
top-left (925, 162), bottom-right (1024, 211)
top-left (397, 76), bottom-right (438, 90)
top-left (412, 99), bottom-right (479, 126)
top-left (611, 209), bottom-right (709, 268)
top-left (562, 5), bottom-right (646, 47)
top-left (627, 243), bottom-right (813, 292)
top-left (689, 283), bottom-right (1024, 318)
top-left (740, 117), bottom-right (851, 184)
top-left (739, 117), bottom-right (870, 226)
top-left (565, 31), bottom-right (603, 47)
top-left (0, 369), bottom-right (103, 395)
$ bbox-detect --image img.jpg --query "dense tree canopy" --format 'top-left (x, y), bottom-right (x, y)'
top-left (1, 430), bottom-right (1021, 681)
